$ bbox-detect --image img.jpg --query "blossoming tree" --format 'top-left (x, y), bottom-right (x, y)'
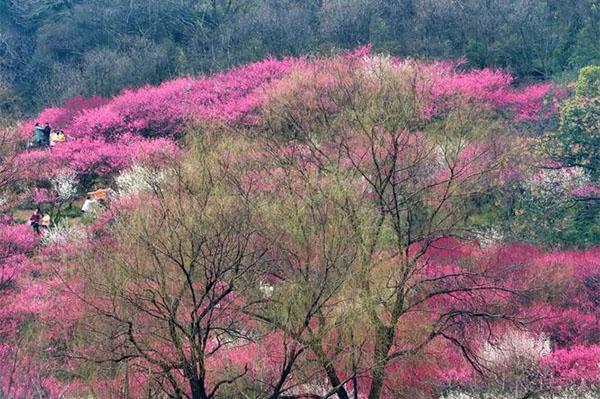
top-left (1, 49), bottom-right (599, 399)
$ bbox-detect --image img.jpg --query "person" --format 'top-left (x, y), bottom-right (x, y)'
top-left (42, 122), bottom-right (51, 147)
top-left (29, 208), bottom-right (42, 235)
top-left (49, 130), bottom-right (59, 147)
top-left (81, 195), bottom-right (96, 213)
top-left (34, 123), bottom-right (44, 147)
top-left (40, 214), bottom-right (51, 236)
top-left (56, 130), bottom-right (65, 144)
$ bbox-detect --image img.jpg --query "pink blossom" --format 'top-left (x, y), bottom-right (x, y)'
top-left (542, 345), bottom-right (600, 385)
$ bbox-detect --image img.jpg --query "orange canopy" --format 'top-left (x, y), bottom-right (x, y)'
top-left (87, 188), bottom-right (111, 200)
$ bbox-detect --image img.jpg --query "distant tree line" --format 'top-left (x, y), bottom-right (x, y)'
top-left (1, 0), bottom-right (599, 115)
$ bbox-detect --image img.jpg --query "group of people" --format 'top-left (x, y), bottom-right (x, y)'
top-left (33, 122), bottom-right (65, 148)
top-left (26, 121), bottom-right (114, 235)
top-left (27, 187), bottom-right (115, 236)
top-left (29, 208), bottom-right (51, 236)
top-left (27, 188), bottom-right (115, 236)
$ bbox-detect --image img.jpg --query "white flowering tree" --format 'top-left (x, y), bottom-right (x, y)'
top-left (441, 330), bottom-right (551, 399)
top-left (115, 164), bottom-right (165, 197)
top-left (45, 172), bottom-right (79, 223)
top-left (51, 172), bottom-right (78, 202)
top-left (508, 165), bottom-right (600, 246)
top-left (41, 218), bottom-right (87, 247)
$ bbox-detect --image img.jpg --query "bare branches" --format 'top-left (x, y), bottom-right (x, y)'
top-left (72, 137), bottom-right (270, 398)
top-left (253, 58), bottom-right (526, 399)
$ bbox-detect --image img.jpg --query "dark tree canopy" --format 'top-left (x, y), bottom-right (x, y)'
top-left (1, 0), bottom-right (600, 115)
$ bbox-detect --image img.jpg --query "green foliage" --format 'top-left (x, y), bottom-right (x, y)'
top-left (516, 65), bottom-right (600, 248)
top-left (569, 19), bottom-right (600, 70)
top-left (511, 196), bottom-right (600, 249)
top-left (576, 65), bottom-right (600, 98)
top-left (558, 97), bottom-right (600, 176)
top-left (552, 67), bottom-right (600, 179)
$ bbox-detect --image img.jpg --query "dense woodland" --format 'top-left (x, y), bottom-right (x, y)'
top-left (2, 2), bottom-right (600, 399)
top-left (1, 0), bottom-right (600, 114)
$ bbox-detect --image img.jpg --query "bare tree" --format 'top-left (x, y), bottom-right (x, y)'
top-left (70, 138), bottom-right (267, 399)
top-left (253, 57), bottom-right (524, 399)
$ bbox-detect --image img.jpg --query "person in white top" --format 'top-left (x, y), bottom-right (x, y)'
top-left (49, 131), bottom-right (58, 147)
top-left (40, 214), bottom-right (51, 236)
top-left (81, 195), bottom-right (96, 213)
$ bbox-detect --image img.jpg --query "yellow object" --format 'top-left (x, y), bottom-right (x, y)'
top-left (50, 132), bottom-right (65, 146)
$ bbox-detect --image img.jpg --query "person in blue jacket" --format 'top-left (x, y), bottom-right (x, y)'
top-left (34, 122), bottom-right (44, 146)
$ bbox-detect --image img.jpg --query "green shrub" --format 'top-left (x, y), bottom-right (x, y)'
top-left (576, 65), bottom-right (600, 97)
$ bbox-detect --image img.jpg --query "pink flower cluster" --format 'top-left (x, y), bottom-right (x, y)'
top-left (542, 345), bottom-right (600, 384)
top-left (15, 135), bottom-right (180, 182)
top-left (22, 47), bottom-right (559, 146)
top-left (22, 58), bottom-right (298, 142)
top-left (20, 96), bottom-right (109, 140)
top-left (428, 61), bottom-right (555, 121)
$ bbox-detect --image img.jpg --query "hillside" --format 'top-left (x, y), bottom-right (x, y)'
top-left (1, 49), bottom-right (600, 399)
top-left (1, 0), bottom-right (600, 115)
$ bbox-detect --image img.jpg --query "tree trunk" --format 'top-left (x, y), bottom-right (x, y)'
top-left (368, 325), bottom-right (394, 399)
top-left (324, 362), bottom-right (350, 399)
top-left (311, 343), bottom-right (350, 399)
top-left (187, 374), bottom-right (208, 399)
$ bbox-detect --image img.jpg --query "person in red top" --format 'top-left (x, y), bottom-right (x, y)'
top-left (29, 208), bottom-right (42, 235)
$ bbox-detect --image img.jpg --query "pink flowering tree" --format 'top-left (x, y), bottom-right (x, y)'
top-left (61, 144), bottom-right (277, 399)
top-left (233, 52), bottom-right (545, 399)
top-left (4, 48), bottom-right (600, 399)
top-left (14, 135), bottom-right (181, 195)
top-left (0, 221), bottom-right (44, 397)
top-left (22, 58), bottom-right (298, 143)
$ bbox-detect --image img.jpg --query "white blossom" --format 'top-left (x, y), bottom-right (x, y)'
top-left (525, 167), bottom-right (590, 200)
top-left (473, 227), bottom-right (504, 248)
top-left (259, 281), bottom-right (274, 298)
top-left (480, 329), bottom-right (551, 370)
top-left (362, 54), bottom-right (394, 79)
top-left (441, 388), bottom-right (600, 399)
top-left (41, 218), bottom-right (87, 246)
top-left (51, 172), bottom-right (78, 202)
top-left (115, 164), bottom-right (165, 196)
